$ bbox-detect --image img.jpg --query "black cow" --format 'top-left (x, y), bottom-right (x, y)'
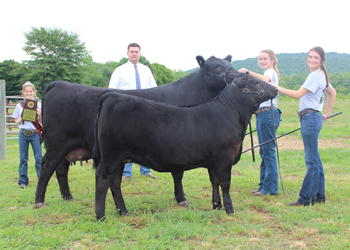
top-left (92, 72), bottom-right (278, 220)
top-left (35, 55), bottom-right (237, 208)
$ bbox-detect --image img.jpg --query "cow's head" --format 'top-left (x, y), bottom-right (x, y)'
top-left (196, 55), bottom-right (238, 96)
top-left (231, 72), bottom-right (278, 112)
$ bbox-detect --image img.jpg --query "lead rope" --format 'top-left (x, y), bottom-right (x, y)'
top-left (271, 100), bottom-right (285, 195)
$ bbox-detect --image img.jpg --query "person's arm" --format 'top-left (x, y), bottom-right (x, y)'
top-left (37, 108), bottom-right (42, 123)
top-left (238, 68), bottom-right (270, 82)
top-left (146, 67), bottom-right (157, 88)
top-left (270, 83), bottom-right (309, 99)
top-left (12, 104), bottom-right (22, 124)
top-left (323, 83), bottom-right (337, 118)
top-left (15, 117), bottom-right (22, 124)
top-left (108, 68), bottom-right (120, 89)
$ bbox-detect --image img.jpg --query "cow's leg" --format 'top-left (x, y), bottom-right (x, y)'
top-left (171, 171), bottom-right (189, 206)
top-left (35, 152), bottom-right (65, 207)
top-left (207, 168), bottom-right (222, 210)
top-left (55, 159), bottom-right (74, 201)
top-left (110, 166), bottom-right (129, 216)
top-left (95, 164), bottom-right (112, 221)
top-left (217, 166), bottom-right (234, 215)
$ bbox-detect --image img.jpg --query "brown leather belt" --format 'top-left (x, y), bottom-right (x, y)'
top-left (255, 107), bottom-right (274, 115)
top-left (298, 109), bottom-right (319, 118)
top-left (20, 129), bottom-right (37, 136)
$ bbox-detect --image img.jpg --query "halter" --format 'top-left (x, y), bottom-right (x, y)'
top-left (205, 66), bottom-right (233, 85)
top-left (231, 74), bottom-right (267, 97)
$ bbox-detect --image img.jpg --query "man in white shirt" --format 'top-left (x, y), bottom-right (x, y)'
top-left (108, 43), bottom-right (158, 181)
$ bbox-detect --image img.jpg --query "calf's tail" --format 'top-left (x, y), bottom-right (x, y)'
top-left (92, 92), bottom-right (112, 174)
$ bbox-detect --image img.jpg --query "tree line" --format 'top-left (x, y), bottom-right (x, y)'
top-left (1, 27), bottom-right (349, 99)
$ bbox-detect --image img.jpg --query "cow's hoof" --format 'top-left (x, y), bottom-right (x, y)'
top-left (34, 203), bottom-right (47, 209)
top-left (178, 200), bottom-right (190, 207)
top-left (213, 202), bottom-right (223, 210)
top-left (65, 196), bottom-right (74, 201)
top-left (96, 215), bottom-right (106, 222)
top-left (61, 195), bottom-right (74, 201)
top-left (119, 211), bottom-right (130, 216)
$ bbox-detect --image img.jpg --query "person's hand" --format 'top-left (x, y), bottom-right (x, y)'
top-left (36, 109), bottom-right (41, 116)
top-left (15, 117), bottom-right (22, 124)
top-left (322, 114), bottom-right (328, 121)
top-left (238, 68), bottom-right (248, 74)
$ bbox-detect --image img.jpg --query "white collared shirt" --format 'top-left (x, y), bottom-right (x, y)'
top-left (108, 61), bottom-right (157, 90)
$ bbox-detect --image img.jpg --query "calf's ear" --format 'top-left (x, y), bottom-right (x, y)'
top-left (196, 56), bottom-right (205, 69)
top-left (224, 55), bottom-right (232, 62)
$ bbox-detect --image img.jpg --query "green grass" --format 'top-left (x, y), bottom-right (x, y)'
top-left (1, 99), bottom-right (349, 249)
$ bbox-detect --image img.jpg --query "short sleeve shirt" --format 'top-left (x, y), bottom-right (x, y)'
top-left (299, 69), bottom-right (327, 112)
top-left (259, 68), bottom-right (279, 109)
top-left (12, 101), bottom-right (41, 130)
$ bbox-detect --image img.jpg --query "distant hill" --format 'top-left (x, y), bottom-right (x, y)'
top-left (231, 52), bottom-right (350, 76)
top-left (186, 52), bottom-right (350, 76)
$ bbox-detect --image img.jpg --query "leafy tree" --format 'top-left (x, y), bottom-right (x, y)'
top-left (85, 61), bottom-right (120, 88)
top-left (0, 60), bottom-right (25, 95)
top-left (173, 69), bottom-right (189, 81)
top-left (21, 27), bottom-right (90, 90)
top-left (91, 56), bottom-right (175, 88)
top-left (151, 63), bottom-right (175, 86)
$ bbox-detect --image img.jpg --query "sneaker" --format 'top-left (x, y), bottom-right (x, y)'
top-left (254, 191), bottom-right (265, 196)
top-left (146, 174), bottom-right (157, 179)
top-left (289, 201), bottom-right (302, 206)
top-left (19, 185), bottom-right (26, 189)
top-left (122, 176), bottom-right (131, 182)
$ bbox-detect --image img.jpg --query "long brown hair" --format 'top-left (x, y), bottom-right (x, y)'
top-left (308, 46), bottom-right (329, 87)
top-left (260, 49), bottom-right (280, 79)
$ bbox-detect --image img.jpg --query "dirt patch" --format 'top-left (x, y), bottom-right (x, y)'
top-left (245, 136), bottom-right (349, 151)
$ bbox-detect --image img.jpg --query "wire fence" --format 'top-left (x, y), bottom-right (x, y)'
top-left (5, 96), bottom-right (24, 140)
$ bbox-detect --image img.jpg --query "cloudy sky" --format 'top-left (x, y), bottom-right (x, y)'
top-left (1, 0), bottom-right (348, 71)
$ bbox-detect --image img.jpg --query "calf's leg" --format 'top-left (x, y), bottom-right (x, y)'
top-left (55, 159), bottom-right (74, 201)
top-left (207, 168), bottom-right (222, 210)
top-left (95, 164), bottom-right (112, 221)
top-left (171, 171), bottom-right (189, 206)
top-left (217, 166), bottom-right (234, 215)
top-left (35, 152), bottom-right (65, 206)
top-left (110, 166), bottom-right (129, 216)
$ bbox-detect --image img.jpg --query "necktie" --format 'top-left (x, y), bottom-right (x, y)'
top-left (134, 64), bottom-right (141, 89)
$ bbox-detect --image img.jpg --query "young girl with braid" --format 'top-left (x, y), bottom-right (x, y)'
top-left (273, 46), bottom-right (336, 206)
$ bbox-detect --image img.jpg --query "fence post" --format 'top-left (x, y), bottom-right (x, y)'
top-left (0, 80), bottom-right (7, 160)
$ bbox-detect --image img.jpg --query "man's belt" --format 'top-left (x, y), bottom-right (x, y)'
top-left (20, 129), bottom-right (37, 136)
top-left (298, 109), bottom-right (319, 118)
top-left (256, 107), bottom-right (274, 115)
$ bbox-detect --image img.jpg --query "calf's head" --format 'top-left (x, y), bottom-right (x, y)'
top-left (196, 55), bottom-right (238, 93)
top-left (231, 72), bottom-right (278, 112)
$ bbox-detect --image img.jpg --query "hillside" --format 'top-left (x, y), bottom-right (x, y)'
top-left (231, 52), bottom-right (350, 76)
top-left (186, 52), bottom-right (350, 76)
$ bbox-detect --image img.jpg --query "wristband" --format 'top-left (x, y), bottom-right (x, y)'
top-left (246, 70), bottom-right (250, 74)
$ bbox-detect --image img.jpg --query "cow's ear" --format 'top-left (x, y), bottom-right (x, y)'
top-left (224, 55), bottom-right (232, 62)
top-left (196, 56), bottom-right (205, 69)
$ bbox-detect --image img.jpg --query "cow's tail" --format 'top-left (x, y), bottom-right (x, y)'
top-left (41, 81), bottom-right (60, 148)
top-left (92, 92), bottom-right (112, 177)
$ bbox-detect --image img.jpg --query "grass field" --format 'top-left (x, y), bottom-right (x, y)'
top-left (1, 99), bottom-right (349, 249)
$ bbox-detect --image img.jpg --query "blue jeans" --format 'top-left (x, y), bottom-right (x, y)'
top-left (18, 132), bottom-right (42, 186)
top-left (123, 163), bottom-right (151, 177)
top-left (256, 109), bottom-right (281, 195)
top-left (298, 111), bottom-right (325, 205)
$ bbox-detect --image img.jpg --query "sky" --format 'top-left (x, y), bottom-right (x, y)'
top-left (1, 0), bottom-right (349, 71)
